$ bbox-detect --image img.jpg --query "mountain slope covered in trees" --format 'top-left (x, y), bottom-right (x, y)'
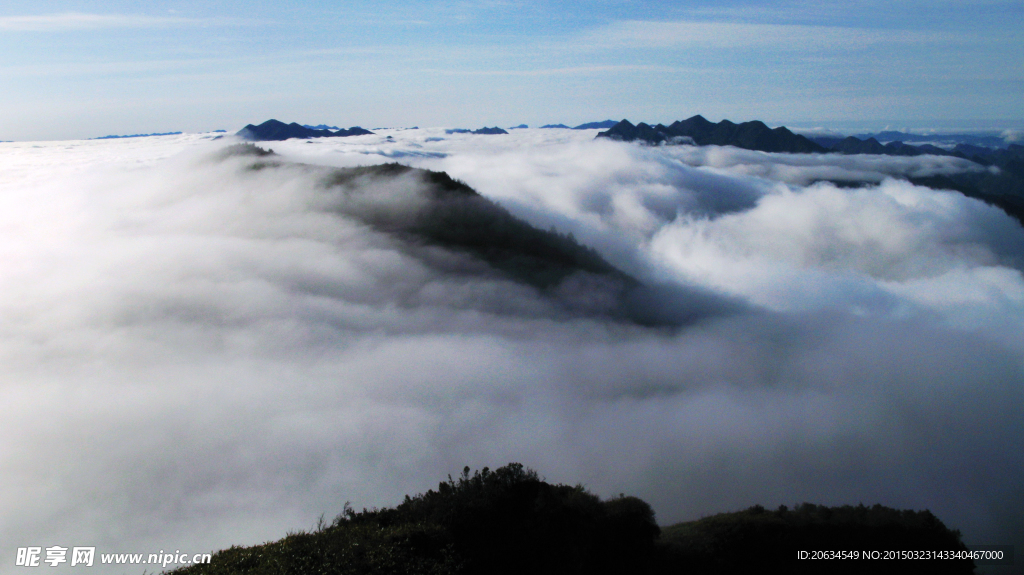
top-left (223, 144), bottom-right (736, 326)
top-left (169, 463), bottom-right (975, 575)
top-left (596, 117), bottom-right (1024, 228)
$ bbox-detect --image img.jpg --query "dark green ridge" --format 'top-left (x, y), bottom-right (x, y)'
top-left (237, 120), bottom-right (373, 141)
top-left (598, 118), bottom-right (1024, 228)
top-left (219, 145), bottom-right (741, 327)
top-left (169, 463), bottom-right (975, 575)
top-left (597, 117), bottom-right (826, 153)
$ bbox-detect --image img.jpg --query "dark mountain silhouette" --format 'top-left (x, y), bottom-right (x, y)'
top-left (833, 136), bottom-right (882, 154)
top-left (595, 117), bottom-right (1024, 228)
top-left (908, 145), bottom-right (1024, 226)
top-left (953, 143), bottom-right (995, 158)
top-left (168, 463), bottom-right (975, 575)
top-left (597, 117), bottom-right (827, 153)
top-left (599, 120), bottom-right (673, 144)
top-left (914, 143), bottom-right (953, 155)
top-left (509, 124), bottom-right (528, 129)
top-left (92, 131), bottom-right (182, 140)
top-left (540, 123), bottom-right (571, 129)
top-left (660, 503), bottom-right (974, 575)
top-left (829, 136), bottom-right (891, 155)
top-left (574, 120), bottom-right (619, 130)
top-left (808, 136), bottom-right (845, 149)
top-left (236, 120), bottom-right (373, 141)
top-left (219, 144), bottom-right (737, 326)
top-left (319, 162), bottom-right (621, 289)
top-left (853, 130), bottom-right (1008, 148)
top-left (964, 143), bottom-right (1024, 166)
top-left (472, 126), bottom-right (509, 134)
top-left (813, 136), bottom-right (959, 157)
top-left (806, 138), bottom-right (1024, 227)
top-left (445, 127), bottom-right (510, 135)
top-left (302, 124), bottom-right (340, 131)
top-left (811, 130), bottom-right (1020, 162)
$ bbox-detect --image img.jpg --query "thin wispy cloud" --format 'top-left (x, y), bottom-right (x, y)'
top-left (578, 19), bottom-right (954, 51)
top-left (0, 12), bottom-right (208, 31)
top-left (419, 64), bottom-right (682, 77)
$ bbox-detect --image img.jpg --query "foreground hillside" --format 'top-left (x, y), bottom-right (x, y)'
top-left (170, 464), bottom-right (974, 575)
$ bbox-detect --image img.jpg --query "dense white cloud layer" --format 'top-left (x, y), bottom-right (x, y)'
top-left (1, 130), bottom-right (1021, 573)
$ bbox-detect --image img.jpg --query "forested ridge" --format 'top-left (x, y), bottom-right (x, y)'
top-left (171, 463), bottom-right (975, 575)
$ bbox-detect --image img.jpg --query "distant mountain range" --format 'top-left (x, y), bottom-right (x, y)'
top-left (808, 135), bottom-right (1019, 161)
top-left (812, 136), bottom-right (952, 156)
top-left (597, 117), bottom-right (825, 153)
top-left (237, 120), bottom-right (373, 141)
top-left (572, 120), bottom-right (619, 130)
top-left (597, 117), bottom-right (1019, 162)
top-left (235, 116), bottom-right (1023, 228)
top-left (809, 135), bottom-right (1024, 228)
top-left (445, 127), bottom-right (509, 135)
top-left (596, 116), bottom-right (1024, 228)
top-left (851, 130), bottom-right (1007, 148)
top-left (539, 120), bottom-right (619, 130)
top-left (92, 131), bottom-right (182, 140)
top-left (904, 145), bottom-right (1024, 226)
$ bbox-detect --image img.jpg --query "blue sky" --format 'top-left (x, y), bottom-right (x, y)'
top-left (1, 0), bottom-right (1021, 140)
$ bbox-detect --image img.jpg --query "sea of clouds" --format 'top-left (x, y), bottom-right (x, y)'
top-left (1, 128), bottom-right (1021, 573)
